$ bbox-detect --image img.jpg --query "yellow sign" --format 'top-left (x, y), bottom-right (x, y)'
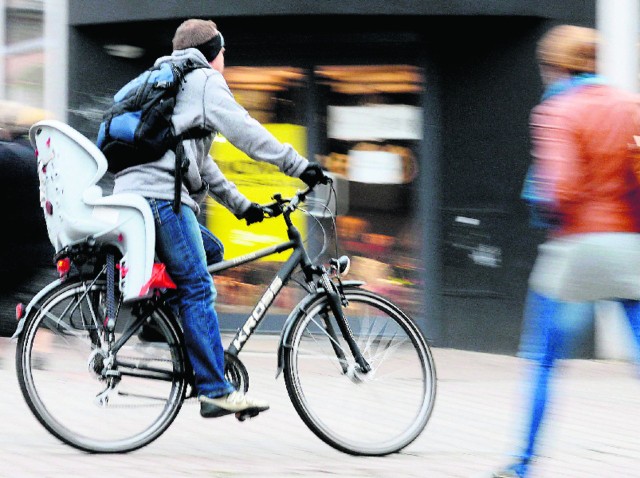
top-left (206, 124), bottom-right (307, 260)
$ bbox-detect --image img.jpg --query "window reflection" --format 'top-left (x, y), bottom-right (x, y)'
top-left (4, 0), bottom-right (45, 106)
top-left (317, 65), bottom-right (424, 317)
top-left (212, 65), bottom-right (425, 318)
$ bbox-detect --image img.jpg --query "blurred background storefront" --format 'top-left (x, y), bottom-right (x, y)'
top-left (0, 0), bottom-right (606, 355)
top-left (0, 0), bottom-right (65, 337)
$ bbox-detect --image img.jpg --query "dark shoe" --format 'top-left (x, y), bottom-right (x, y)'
top-left (137, 323), bottom-right (166, 343)
top-left (199, 391), bottom-right (269, 418)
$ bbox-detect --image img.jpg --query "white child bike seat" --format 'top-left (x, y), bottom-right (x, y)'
top-left (30, 120), bottom-right (158, 302)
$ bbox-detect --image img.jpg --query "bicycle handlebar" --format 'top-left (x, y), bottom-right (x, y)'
top-left (259, 176), bottom-right (333, 219)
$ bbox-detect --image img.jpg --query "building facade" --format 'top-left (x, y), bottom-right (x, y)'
top-left (62, 0), bottom-right (596, 354)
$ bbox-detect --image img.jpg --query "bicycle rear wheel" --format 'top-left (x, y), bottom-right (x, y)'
top-left (16, 279), bottom-right (188, 453)
top-left (283, 288), bottom-right (436, 456)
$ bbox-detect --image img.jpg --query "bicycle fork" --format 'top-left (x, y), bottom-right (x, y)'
top-left (319, 275), bottom-right (371, 375)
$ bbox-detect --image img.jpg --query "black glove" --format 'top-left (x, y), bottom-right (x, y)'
top-left (299, 162), bottom-right (328, 188)
top-left (239, 203), bottom-right (264, 225)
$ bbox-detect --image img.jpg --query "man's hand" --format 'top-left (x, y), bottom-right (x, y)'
top-left (239, 203), bottom-right (264, 225)
top-left (299, 162), bottom-right (329, 188)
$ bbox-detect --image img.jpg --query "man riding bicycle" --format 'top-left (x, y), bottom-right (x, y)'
top-left (111, 18), bottom-right (326, 418)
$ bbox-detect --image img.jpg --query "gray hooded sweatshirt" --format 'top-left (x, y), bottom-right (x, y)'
top-left (112, 48), bottom-right (309, 216)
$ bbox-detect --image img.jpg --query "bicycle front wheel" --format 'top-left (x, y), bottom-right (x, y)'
top-left (283, 288), bottom-right (436, 456)
top-left (16, 279), bottom-right (188, 453)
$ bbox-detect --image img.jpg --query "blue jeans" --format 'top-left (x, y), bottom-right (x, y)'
top-left (200, 222), bottom-right (225, 266)
top-left (148, 198), bottom-right (234, 398)
top-left (512, 291), bottom-right (640, 477)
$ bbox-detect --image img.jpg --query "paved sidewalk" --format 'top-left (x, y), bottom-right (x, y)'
top-left (0, 334), bottom-right (639, 478)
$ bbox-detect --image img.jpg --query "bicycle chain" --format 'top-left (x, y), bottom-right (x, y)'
top-left (114, 355), bottom-right (173, 363)
top-left (94, 392), bottom-right (197, 409)
top-left (93, 353), bottom-right (184, 409)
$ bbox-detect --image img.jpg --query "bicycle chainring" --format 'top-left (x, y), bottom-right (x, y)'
top-left (224, 352), bottom-right (249, 393)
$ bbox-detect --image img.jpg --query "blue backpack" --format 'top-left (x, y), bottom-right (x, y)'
top-left (96, 58), bottom-right (210, 209)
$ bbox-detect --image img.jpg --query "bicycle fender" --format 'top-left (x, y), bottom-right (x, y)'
top-left (275, 280), bottom-right (365, 378)
top-left (11, 277), bottom-right (65, 340)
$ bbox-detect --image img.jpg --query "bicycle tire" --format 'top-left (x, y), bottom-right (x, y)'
top-left (16, 278), bottom-right (188, 453)
top-left (283, 288), bottom-right (436, 456)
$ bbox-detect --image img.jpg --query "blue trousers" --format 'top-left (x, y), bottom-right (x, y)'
top-left (512, 291), bottom-right (640, 476)
top-left (148, 198), bottom-right (235, 398)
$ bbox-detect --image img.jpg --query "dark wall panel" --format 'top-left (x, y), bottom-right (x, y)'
top-left (69, 0), bottom-right (595, 26)
top-left (435, 18), bottom-right (545, 353)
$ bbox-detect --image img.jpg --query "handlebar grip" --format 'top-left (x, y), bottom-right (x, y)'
top-left (261, 204), bottom-right (282, 218)
top-left (261, 178), bottom-right (334, 217)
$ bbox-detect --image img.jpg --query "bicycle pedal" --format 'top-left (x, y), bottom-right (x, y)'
top-left (185, 385), bottom-right (197, 399)
top-left (235, 409), bottom-right (261, 422)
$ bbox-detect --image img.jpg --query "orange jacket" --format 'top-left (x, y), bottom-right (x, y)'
top-left (531, 84), bottom-right (640, 236)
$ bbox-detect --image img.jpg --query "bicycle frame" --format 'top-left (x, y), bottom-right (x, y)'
top-left (209, 241), bottom-right (299, 354)
top-left (207, 210), bottom-right (313, 356)
top-left (207, 208), bottom-right (370, 374)
top-left (15, 185), bottom-right (371, 377)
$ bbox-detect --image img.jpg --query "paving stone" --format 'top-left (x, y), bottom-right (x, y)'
top-left (0, 335), bottom-right (638, 478)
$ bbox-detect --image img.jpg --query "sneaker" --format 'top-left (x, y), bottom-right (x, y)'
top-left (199, 391), bottom-right (270, 418)
top-left (492, 464), bottom-right (526, 478)
top-left (493, 471), bottom-right (520, 478)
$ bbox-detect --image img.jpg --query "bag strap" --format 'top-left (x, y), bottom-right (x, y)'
top-left (166, 58), bottom-right (211, 213)
top-left (171, 129), bottom-right (212, 213)
top-left (173, 142), bottom-right (187, 213)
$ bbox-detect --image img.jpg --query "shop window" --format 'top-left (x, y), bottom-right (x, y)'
top-left (4, 1), bottom-right (45, 106)
top-left (315, 65), bottom-right (425, 317)
top-left (208, 66), bottom-right (309, 317)
top-left (207, 64), bottom-right (425, 320)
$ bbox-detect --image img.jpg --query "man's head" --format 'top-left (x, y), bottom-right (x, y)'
top-left (173, 19), bottom-right (225, 71)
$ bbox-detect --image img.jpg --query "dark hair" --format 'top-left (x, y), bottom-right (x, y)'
top-left (173, 19), bottom-right (218, 50)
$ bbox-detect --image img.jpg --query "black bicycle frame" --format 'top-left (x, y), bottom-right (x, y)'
top-left (209, 239), bottom-right (304, 356)
top-left (112, 191), bottom-right (369, 373)
top-left (210, 229), bottom-right (370, 373)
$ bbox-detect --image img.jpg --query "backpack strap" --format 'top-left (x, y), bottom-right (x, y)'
top-left (171, 128), bottom-right (213, 213)
top-left (173, 142), bottom-right (187, 213)
top-left (165, 58), bottom-right (212, 213)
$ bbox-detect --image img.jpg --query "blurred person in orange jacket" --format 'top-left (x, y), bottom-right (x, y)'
top-left (494, 25), bottom-right (640, 478)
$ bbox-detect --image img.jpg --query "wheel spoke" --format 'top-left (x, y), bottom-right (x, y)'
top-left (300, 313), bottom-right (351, 372)
top-left (16, 280), bottom-right (187, 453)
top-left (284, 290), bottom-right (436, 456)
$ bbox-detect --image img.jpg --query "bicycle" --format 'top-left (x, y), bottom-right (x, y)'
top-left (15, 122), bottom-right (436, 457)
